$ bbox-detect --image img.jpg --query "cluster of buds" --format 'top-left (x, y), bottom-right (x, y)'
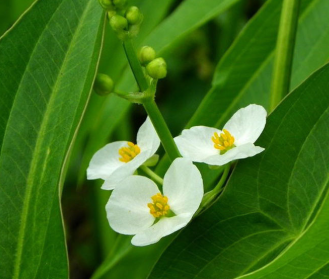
top-left (139, 46), bottom-right (167, 80)
top-left (99, 0), bottom-right (143, 39)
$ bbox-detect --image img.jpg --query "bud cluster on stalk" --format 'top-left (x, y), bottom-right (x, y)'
top-left (139, 46), bottom-right (167, 80)
top-left (98, 0), bottom-right (143, 39)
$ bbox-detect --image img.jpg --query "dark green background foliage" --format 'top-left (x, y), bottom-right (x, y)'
top-left (1, 0), bottom-right (329, 278)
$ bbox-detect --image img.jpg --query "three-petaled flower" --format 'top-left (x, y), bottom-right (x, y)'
top-left (174, 104), bottom-right (267, 166)
top-left (87, 117), bottom-right (160, 190)
top-left (106, 158), bottom-right (204, 246)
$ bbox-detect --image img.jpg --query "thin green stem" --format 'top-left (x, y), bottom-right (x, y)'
top-left (143, 99), bottom-right (181, 161)
top-left (212, 163), bottom-right (231, 192)
top-left (123, 38), bottom-right (149, 92)
top-left (122, 38), bottom-right (180, 162)
top-left (270, 0), bottom-right (300, 111)
top-left (196, 164), bottom-right (231, 216)
top-left (140, 165), bottom-right (164, 185)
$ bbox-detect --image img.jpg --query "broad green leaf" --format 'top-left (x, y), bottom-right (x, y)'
top-left (149, 64), bottom-right (329, 278)
top-left (188, 0), bottom-right (329, 128)
top-left (0, 0), bottom-right (104, 277)
top-left (239, 184), bottom-right (329, 278)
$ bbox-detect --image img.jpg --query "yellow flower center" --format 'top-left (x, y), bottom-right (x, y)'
top-left (148, 193), bottom-right (170, 218)
top-left (118, 142), bottom-right (140, 163)
top-left (212, 129), bottom-right (235, 154)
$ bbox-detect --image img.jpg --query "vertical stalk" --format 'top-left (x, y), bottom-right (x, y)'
top-left (123, 38), bottom-right (149, 92)
top-left (270, 0), bottom-right (300, 111)
top-left (143, 99), bottom-right (181, 161)
top-left (123, 38), bottom-right (181, 162)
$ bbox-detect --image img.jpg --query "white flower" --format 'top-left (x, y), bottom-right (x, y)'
top-left (174, 104), bottom-right (267, 166)
top-left (87, 117), bottom-right (160, 190)
top-left (106, 158), bottom-right (203, 246)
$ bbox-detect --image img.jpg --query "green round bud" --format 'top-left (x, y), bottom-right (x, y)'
top-left (98, 0), bottom-right (114, 10)
top-left (107, 10), bottom-right (116, 20)
top-left (126, 6), bottom-right (142, 25)
top-left (139, 46), bottom-right (156, 66)
top-left (146, 57), bottom-right (167, 79)
top-left (113, 0), bottom-right (126, 9)
top-left (110, 15), bottom-right (128, 32)
top-left (94, 73), bottom-right (114, 96)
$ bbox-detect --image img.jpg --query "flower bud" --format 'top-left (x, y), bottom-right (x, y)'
top-left (110, 15), bottom-right (128, 32)
top-left (94, 73), bottom-right (114, 96)
top-left (126, 6), bottom-right (143, 25)
top-left (139, 46), bottom-right (156, 66)
top-left (107, 10), bottom-right (116, 20)
top-left (146, 58), bottom-right (167, 79)
top-left (112, 0), bottom-right (126, 9)
top-left (98, 0), bottom-right (114, 10)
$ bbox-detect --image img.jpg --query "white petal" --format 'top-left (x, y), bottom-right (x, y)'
top-left (174, 126), bottom-right (219, 162)
top-left (106, 175), bottom-right (159, 235)
top-left (163, 158), bottom-right (203, 216)
top-left (137, 117), bottom-right (160, 156)
top-left (223, 104), bottom-right (267, 145)
top-left (204, 143), bottom-right (264, 166)
top-left (87, 141), bottom-right (127, 180)
top-left (131, 213), bottom-right (192, 246)
top-left (101, 150), bottom-right (151, 190)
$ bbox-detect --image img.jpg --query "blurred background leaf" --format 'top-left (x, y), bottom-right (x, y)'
top-left (0, 0), bottom-right (104, 278)
top-left (189, 0), bottom-right (329, 129)
top-left (149, 60), bottom-right (329, 279)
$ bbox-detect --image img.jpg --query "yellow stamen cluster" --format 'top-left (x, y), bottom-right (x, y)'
top-left (148, 193), bottom-right (170, 218)
top-left (118, 142), bottom-right (141, 163)
top-left (212, 129), bottom-right (235, 153)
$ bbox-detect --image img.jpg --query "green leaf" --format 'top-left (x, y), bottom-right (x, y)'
top-left (149, 63), bottom-right (329, 278)
top-left (145, 0), bottom-right (240, 54)
top-left (188, 0), bottom-right (329, 128)
top-left (0, 0), bottom-right (104, 277)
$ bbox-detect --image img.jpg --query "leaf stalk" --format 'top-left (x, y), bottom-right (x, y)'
top-left (270, 0), bottom-right (301, 111)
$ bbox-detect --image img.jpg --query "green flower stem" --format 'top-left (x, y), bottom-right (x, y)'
top-left (123, 38), bottom-right (149, 92)
top-left (196, 164), bottom-right (231, 216)
top-left (270, 0), bottom-right (300, 111)
top-left (122, 37), bottom-right (181, 162)
top-left (143, 99), bottom-right (181, 161)
top-left (140, 165), bottom-right (164, 185)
